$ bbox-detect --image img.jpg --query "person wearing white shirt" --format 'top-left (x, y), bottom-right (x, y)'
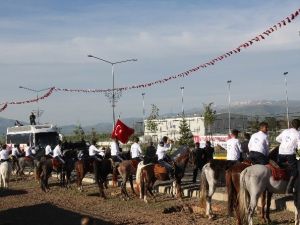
top-left (45, 145), bottom-right (53, 158)
top-left (156, 141), bottom-right (174, 178)
top-left (11, 145), bottom-right (22, 158)
top-left (226, 129), bottom-right (242, 161)
top-left (25, 143), bottom-right (35, 160)
top-left (89, 141), bottom-right (104, 161)
top-left (276, 119), bottom-right (300, 193)
top-left (0, 144), bottom-right (10, 162)
top-left (248, 122), bottom-right (269, 165)
top-left (111, 138), bottom-right (123, 162)
top-left (130, 137), bottom-right (142, 161)
top-left (53, 141), bottom-right (65, 164)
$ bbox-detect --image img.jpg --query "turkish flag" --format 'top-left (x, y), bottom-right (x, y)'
top-left (111, 119), bottom-right (134, 144)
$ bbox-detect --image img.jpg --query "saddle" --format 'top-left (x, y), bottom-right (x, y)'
top-left (266, 160), bottom-right (289, 181)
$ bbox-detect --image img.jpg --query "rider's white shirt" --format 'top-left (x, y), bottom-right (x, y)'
top-left (130, 143), bottom-right (142, 158)
top-left (248, 131), bottom-right (269, 156)
top-left (25, 146), bottom-right (32, 157)
top-left (276, 128), bottom-right (300, 155)
top-left (111, 142), bottom-right (120, 156)
top-left (53, 145), bottom-right (62, 158)
top-left (45, 145), bottom-right (52, 155)
top-left (156, 145), bottom-right (168, 160)
top-left (89, 145), bottom-right (104, 157)
top-left (12, 147), bottom-right (21, 157)
top-left (226, 138), bottom-right (242, 160)
top-left (0, 149), bottom-right (9, 160)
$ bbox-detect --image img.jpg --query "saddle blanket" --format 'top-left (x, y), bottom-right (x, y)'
top-left (266, 162), bottom-right (289, 181)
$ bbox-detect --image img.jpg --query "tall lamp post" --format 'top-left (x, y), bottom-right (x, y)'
top-left (88, 55), bottom-right (137, 128)
top-left (283, 72), bottom-right (289, 128)
top-left (180, 86), bottom-right (184, 116)
top-left (227, 80), bottom-right (232, 134)
top-left (19, 86), bottom-right (52, 124)
top-left (142, 93), bottom-right (146, 132)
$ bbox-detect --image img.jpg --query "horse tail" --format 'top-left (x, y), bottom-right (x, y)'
top-left (199, 167), bottom-right (208, 208)
top-left (225, 169), bottom-right (234, 216)
top-left (238, 168), bottom-right (250, 225)
top-left (140, 168), bottom-right (146, 198)
top-left (135, 162), bottom-right (143, 193)
top-left (40, 161), bottom-right (48, 192)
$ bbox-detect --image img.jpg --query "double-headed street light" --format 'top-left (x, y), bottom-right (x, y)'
top-left (88, 55), bottom-right (137, 128)
top-left (283, 72), bottom-right (289, 128)
top-left (180, 86), bottom-right (184, 116)
top-left (19, 86), bottom-right (52, 124)
top-left (227, 80), bottom-right (232, 134)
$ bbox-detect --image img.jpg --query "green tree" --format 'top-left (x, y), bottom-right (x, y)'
top-left (73, 124), bottom-right (85, 142)
top-left (203, 102), bottom-right (216, 135)
top-left (248, 116), bottom-right (260, 133)
top-left (178, 116), bottom-right (194, 146)
top-left (146, 104), bottom-right (159, 133)
top-left (90, 128), bottom-right (98, 144)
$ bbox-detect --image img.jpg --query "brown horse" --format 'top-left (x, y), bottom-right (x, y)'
top-left (139, 146), bottom-right (192, 203)
top-left (117, 159), bottom-right (139, 200)
top-left (226, 146), bottom-right (279, 225)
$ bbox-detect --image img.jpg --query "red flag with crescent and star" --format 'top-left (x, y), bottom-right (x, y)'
top-left (111, 119), bottom-right (134, 144)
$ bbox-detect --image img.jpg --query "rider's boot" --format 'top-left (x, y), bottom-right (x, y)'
top-left (286, 176), bottom-right (296, 194)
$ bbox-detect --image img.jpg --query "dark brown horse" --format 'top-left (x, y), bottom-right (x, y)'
top-left (225, 146), bottom-right (279, 225)
top-left (139, 146), bottom-right (192, 203)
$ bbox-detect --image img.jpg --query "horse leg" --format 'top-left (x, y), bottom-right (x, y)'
top-left (206, 177), bottom-right (217, 219)
top-left (247, 194), bottom-right (259, 225)
top-left (121, 175), bottom-right (129, 200)
top-left (265, 191), bottom-right (273, 224)
top-left (129, 175), bottom-right (136, 196)
top-left (260, 191), bottom-right (266, 223)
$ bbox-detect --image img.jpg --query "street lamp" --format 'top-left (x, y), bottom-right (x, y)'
top-left (142, 93), bottom-right (146, 131)
top-left (180, 86), bottom-right (184, 116)
top-left (19, 86), bottom-right (52, 124)
top-left (88, 55), bottom-right (137, 128)
top-left (227, 80), bottom-right (232, 134)
top-left (283, 72), bottom-right (289, 128)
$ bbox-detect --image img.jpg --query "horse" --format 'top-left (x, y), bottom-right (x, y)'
top-left (138, 146), bottom-right (192, 203)
top-left (199, 147), bottom-right (279, 221)
top-left (225, 147), bottom-right (279, 225)
top-left (16, 149), bottom-right (45, 177)
top-left (238, 160), bottom-right (300, 225)
top-left (38, 149), bottom-right (77, 192)
top-left (0, 161), bottom-right (12, 189)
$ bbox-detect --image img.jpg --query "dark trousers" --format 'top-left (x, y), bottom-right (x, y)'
top-left (112, 155), bottom-right (123, 163)
top-left (249, 151), bottom-right (268, 165)
top-left (192, 165), bottom-right (203, 183)
top-left (158, 160), bottom-right (173, 174)
top-left (278, 154), bottom-right (298, 177)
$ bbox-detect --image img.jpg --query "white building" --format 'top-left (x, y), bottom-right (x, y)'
top-left (144, 116), bottom-right (205, 142)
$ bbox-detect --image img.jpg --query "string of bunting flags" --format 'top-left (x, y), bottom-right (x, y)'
top-left (0, 8), bottom-right (299, 112)
top-left (0, 87), bottom-right (55, 112)
top-left (55, 8), bottom-right (300, 93)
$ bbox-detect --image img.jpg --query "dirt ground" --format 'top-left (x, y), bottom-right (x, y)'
top-left (0, 175), bottom-right (295, 225)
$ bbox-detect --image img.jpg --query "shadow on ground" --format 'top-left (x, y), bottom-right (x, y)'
top-left (0, 203), bottom-right (114, 225)
top-left (0, 189), bottom-right (28, 197)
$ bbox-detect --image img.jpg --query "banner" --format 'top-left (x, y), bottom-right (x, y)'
top-left (111, 119), bottom-right (134, 144)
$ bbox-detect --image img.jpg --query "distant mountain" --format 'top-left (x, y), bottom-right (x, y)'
top-left (1, 100), bottom-right (300, 135)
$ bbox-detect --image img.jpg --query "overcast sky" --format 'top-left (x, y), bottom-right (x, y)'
top-left (0, 0), bottom-right (299, 126)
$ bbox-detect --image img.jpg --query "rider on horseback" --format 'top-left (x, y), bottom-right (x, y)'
top-left (276, 119), bottom-right (300, 194)
top-left (248, 122), bottom-right (269, 165)
top-left (111, 138), bottom-right (123, 163)
top-left (89, 140), bottom-right (104, 161)
top-left (156, 140), bottom-right (174, 179)
top-left (130, 137), bottom-right (143, 162)
top-left (25, 143), bottom-right (35, 161)
top-left (53, 141), bottom-right (65, 165)
top-left (226, 129), bottom-right (242, 167)
top-left (0, 144), bottom-right (10, 163)
top-left (45, 144), bottom-right (53, 158)
top-left (11, 144), bottom-right (22, 170)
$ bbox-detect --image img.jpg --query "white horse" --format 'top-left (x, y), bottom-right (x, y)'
top-left (0, 161), bottom-right (12, 189)
top-left (238, 161), bottom-right (300, 225)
